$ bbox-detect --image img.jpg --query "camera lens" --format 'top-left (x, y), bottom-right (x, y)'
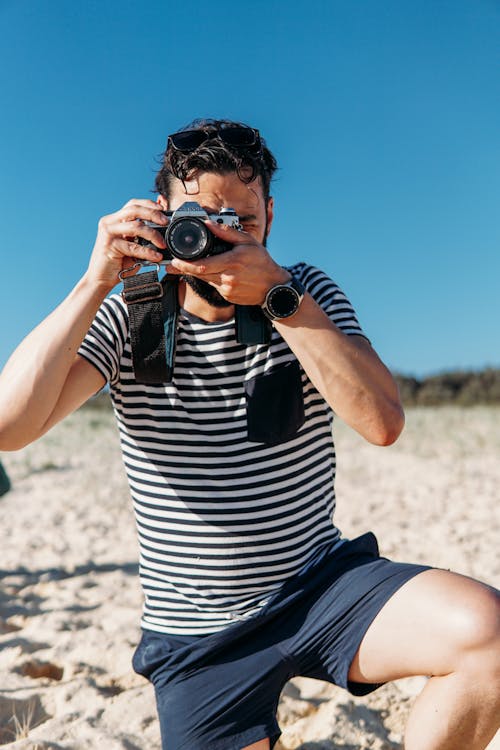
top-left (167, 218), bottom-right (210, 260)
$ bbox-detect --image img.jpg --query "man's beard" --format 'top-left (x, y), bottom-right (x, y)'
top-left (182, 276), bottom-right (232, 308)
top-left (182, 220), bottom-right (268, 310)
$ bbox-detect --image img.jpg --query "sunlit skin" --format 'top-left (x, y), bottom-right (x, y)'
top-left (155, 171), bottom-right (288, 321)
top-left (0, 169), bottom-right (498, 750)
top-left (0, 171), bottom-right (405, 448)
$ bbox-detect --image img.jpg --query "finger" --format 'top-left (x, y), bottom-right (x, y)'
top-left (123, 198), bottom-right (162, 210)
top-left (171, 241), bottom-right (261, 275)
top-left (99, 208), bottom-right (167, 238)
top-left (168, 257), bottom-right (210, 276)
top-left (165, 258), bottom-right (226, 285)
top-left (116, 205), bottom-right (169, 225)
top-left (111, 238), bottom-right (165, 264)
top-left (168, 253), bottom-right (238, 276)
top-left (106, 219), bottom-right (167, 249)
top-left (163, 264), bottom-right (183, 276)
top-left (205, 219), bottom-right (250, 243)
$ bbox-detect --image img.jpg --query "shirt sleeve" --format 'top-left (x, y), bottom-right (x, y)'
top-left (78, 295), bottom-right (128, 385)
top-left (290, 262), bottom-right (370, 341)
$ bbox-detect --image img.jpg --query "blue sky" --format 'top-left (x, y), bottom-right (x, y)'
top-left (0, 0), bottom-right (498, 377)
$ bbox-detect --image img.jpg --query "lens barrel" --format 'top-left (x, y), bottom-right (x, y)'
top-left (166, 217), bottom-right (211, 260)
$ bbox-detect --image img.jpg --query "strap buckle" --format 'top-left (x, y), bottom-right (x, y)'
top-left (119, 263), bottom-right (164, 305)
top-left (122, 281), bottom-right (163, 305)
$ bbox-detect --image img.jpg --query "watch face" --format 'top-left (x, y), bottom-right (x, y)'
top-left (268, 286), bottom-right (299, 318)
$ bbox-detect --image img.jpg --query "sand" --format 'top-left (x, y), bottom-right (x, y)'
top-left (0, 405), bottom-right (499, 749)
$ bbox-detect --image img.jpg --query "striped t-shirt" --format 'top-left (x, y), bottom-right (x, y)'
top-left (79, 262), bottom-right (367, 635)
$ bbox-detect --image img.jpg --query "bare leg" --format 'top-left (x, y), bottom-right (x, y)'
top-left (242, 741), bottom-right (270, 750)
top-left (348, 569), bottom-right (500, 749)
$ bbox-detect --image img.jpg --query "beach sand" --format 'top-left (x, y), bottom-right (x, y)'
top-left (0, 405), bottom-right (498, 749)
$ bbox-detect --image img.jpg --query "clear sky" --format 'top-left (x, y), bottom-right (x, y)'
top-left (0, 0), bottom-right (498, 377)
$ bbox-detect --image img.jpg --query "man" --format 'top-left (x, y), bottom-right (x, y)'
top-left (0, 118), bottom-right (498, 750)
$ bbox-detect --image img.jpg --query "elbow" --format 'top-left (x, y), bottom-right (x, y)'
top-left (369, 403), bottom-right (405, 447)
top-left (0, 425), bottom-right (36, 452)
top-left (373, 426), bottom-right (402, 447)
top-left (0, 436), bottom-right (29, 452)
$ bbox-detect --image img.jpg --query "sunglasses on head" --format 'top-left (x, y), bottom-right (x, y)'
top-left (167, 124), bottom-right (262, 154)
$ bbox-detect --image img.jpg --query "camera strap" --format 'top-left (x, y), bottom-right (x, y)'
top-left (121, 268), bottom-right (272, 384)
top-left (235, 305), bottom-right (272, 344)
top-left (121, 267), bottom-right (178, 383)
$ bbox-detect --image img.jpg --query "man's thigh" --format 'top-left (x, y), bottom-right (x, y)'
top-left (348, 568), bottom-right (500, 684)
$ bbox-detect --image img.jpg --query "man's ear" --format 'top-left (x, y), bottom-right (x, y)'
top-left (157, 195), bottom-right (169, 210)
top-left (265, 196), bottom-right (274, 237)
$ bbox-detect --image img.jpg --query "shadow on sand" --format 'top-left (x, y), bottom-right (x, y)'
top-left (0, 561), bottom-right (139, 620)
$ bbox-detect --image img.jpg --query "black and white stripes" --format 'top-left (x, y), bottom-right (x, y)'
top-left (79, 263), bottom-right (366, 634)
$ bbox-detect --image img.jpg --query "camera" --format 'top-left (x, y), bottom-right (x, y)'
top-left (137, 201), bottom-right (241, 262)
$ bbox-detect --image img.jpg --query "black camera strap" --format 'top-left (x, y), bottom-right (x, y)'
top-left (121, 267), bottom-right (272, 384)
top-left (235, 305), bottom-right (272, 344)
top-left (121, 267), bottom-right (178, 383)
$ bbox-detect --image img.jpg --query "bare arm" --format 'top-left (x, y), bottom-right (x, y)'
top-left (0, 199), bottom-right (169, 450)
top-left (168, 221), bottom-right (404, 446)
top-left (273, 298), bottom-right (404, 446)
top-left (0, 276), bottom-right (109, 450)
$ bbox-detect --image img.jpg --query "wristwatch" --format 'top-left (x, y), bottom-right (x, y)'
top-left (261, 277), bottom-right (305, 321)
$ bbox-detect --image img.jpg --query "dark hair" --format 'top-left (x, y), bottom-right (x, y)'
top-left (155, 118), bottom-right (278, 204)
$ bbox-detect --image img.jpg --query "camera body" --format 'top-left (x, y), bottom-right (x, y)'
top-left (137, 201), bottom-right (241, 262)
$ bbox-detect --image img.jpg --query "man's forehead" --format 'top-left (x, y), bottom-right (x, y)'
top-left (169, 171), bottom-right (265, 212)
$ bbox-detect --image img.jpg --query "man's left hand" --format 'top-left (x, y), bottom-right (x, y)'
top-left (165, 220), bottom-right (290, 306)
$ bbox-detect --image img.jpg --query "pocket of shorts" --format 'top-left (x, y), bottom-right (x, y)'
top-left (245, 360), bottom-right (305, 445)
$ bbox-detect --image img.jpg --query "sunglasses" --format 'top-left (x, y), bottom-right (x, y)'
top-left (167, 125), bottom-right (262, 154)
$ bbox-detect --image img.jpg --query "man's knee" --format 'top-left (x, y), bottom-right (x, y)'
top-left (452, 583), bottom-right (500, 677)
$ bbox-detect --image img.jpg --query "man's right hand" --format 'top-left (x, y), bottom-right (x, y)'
top-left (0, 198), bottom-right (170, 450)
top-left (87, 199), bottom-right (169, 291)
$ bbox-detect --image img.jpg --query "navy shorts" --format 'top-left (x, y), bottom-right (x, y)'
top-left (132, 532), bottom-right (429, 750)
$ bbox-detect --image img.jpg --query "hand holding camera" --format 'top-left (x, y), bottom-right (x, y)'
top-left (88, 198), bottom-right (288, 306)
top-left (161, 204), bottom-right (290, 308)
top-left (136, 201), bottom-right (241, 262)
top-left (87, 199), bottom-right (168, 291)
